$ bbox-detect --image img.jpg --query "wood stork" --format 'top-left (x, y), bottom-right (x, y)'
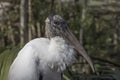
top-left (8, 15), bottom-right (95, 80)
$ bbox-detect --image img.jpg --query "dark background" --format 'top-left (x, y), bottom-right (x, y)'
top-left (0, 0), bottom-right (120, 80)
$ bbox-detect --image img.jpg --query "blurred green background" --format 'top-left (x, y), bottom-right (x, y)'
top-left (0, 0), bottom-right (120, 80)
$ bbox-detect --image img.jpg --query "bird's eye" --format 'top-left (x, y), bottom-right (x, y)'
top-left (54, 21), bottom-right (60, 25)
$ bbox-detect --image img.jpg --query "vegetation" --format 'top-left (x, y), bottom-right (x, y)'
top-left (0, 0), bottom-right (120, 80)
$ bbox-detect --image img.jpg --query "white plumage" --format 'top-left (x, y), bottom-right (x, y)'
top-left (8, 37), bottom-right (76, 80)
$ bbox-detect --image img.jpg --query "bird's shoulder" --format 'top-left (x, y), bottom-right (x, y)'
top-left (24, 38), bottom-right (50, 53)
top-left (27, 38), bottom-right (50, 45)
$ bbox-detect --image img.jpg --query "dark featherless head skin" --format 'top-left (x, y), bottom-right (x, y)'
top-left (45, 15), bottom-right (68, 38)
top-left (45, 15), bottom-right (95, 72)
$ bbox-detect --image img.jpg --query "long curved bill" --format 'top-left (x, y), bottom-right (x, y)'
top-left (65, 28), bottom-right (95, 72)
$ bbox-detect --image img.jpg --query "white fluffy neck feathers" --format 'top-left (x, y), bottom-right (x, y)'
top-left (41, 37), bottom-right (76, 72)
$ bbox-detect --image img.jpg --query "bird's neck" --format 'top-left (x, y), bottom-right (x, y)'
top-left (49, 36), bottom-right (67, 48)
top-left (45, 36), bottom-right (75, 71)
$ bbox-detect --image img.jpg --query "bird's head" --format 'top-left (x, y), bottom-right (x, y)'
top-left (45, 15), bottom-right (68, 38)
top-left (45, 15), bottom-right (95, 72)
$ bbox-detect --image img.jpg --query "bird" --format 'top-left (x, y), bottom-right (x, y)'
top-left (8, 15), bottom-right (95, 80)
